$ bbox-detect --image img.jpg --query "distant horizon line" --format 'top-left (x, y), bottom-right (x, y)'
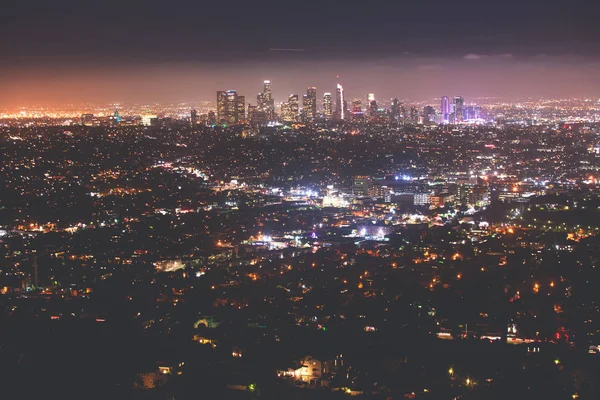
top-left (2, 96), bottom-right (598, 111)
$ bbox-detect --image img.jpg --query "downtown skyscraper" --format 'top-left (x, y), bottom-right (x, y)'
top-left (258, 80), bottom-right (275, 121)
top-left (281, 94), bottom-right (299, 123)
top-left (441, 96), bottom-right (451, 124)
top-left (323, 93), bottom-right (333, 121)
top-left (217, 90), bottom-right (245, 125)
top-left (390, 98), bottom-right (401, 123)
top-left (454, 96), bottom-right (464, 123)
top-left (302, 87), bottom-right (317, 123)
top-left (335, 83), bottom-right (345, 120)
top-left (409, 106), bottom-right (419, 125)
top-left (368, 98), bottom-right (378, 119)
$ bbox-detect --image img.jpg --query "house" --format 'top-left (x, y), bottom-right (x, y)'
top-left (295, 356), bottom-right (323, 383)
top-left (278, 355), bottom-right (338, 386)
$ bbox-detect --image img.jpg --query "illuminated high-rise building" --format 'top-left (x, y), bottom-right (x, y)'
top-left (248, 104), bottom-right (263, 125)
top-left (400, 104), bottom-right (407, 123)
top-left (423, 105), bottom-right (436, 125)
top-left (217, 91), bottom-right (229, 123)
top-left (454, 96), bottom-right (464, 123)
top-left (289, 94), bottom-right (299, 121)
top-left (237, 95), bottom-right (246, 122)
top-left (207, 111), bottom-right (216, 126)
top-left (409, 106), bottom-right (419, 125)
top-left (335, 83), bottom-right (345, 120)
top-left (280, 103), bottom-right (291, 122)
top-left (369, 100), bottom-right (378, 119)
top-left (281, 94), bottom-right (299, 123)
top-left (390, 98), bottom-right (400, 123)
top-left (441, 96), bottom-right (451, 124)
top-left (367, 93), bottom-right (375, 103)
top-left (302, 87), bottom-right (317, 123)
top-left (257, 92), bottom-right (265, 110)
top-left (217, 90), bottom-right (244, 125)
top-left (263, 80), bottom-right (272, 101)
top-left (190, 109), bottom-right (198, 126)
top-left (259, 80), bottom-right (275, 121)
top-left (323, 93), bottom-right (333, 120)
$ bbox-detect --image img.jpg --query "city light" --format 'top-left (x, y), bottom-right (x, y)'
top-left (3, 5), bottom-right (600, 397)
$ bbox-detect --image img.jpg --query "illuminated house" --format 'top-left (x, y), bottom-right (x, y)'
top-left (277, 355), bottom-right (339, 386)
top-left (295, 356), bottom-right (323, 383)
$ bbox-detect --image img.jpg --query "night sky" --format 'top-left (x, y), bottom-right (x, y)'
top-left (3, 0), bottom-right (600, 107)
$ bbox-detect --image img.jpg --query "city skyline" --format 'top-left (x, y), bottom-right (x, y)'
top-left (5, 56), bottom-right (600, 109)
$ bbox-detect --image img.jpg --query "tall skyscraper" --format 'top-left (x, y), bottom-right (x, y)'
top-left (400, 104), bottom-right (407, 123)
top-left (423, 105), bottom-right (436, 125)
top-left (207, 111), bottom-right (216, 126)
top-left (335, 84), bottom-right (345, 120)
top-left (441, 96), bottom-right (451, 124)
top-left (369, 100), bottom-right (378, 119)
top-left (289, 94), bottom-right (299, 121)
top-left (454, 96), bottom-right (464, 123)
top-left (391, 98), bottom-right (400, 123)
top-left (263, 80), bottom-right (271, 95)
top-left (343, 100), bottom-right (348, 119)
top-left (217, 90), bottom-right (244, 125)
top-left (302, 87), bottom-right (317, 123)
top-left (323, 93), bottom-right (333, 120)
top-left (280, 102), bottom-right (291, 122)
top-left (237, 95), bottom-right (246, 122)
top-left (190, 109), bottom-right (198, 126)
top-left (368, 93), bottom-right (375, 103)
top-left (257, 92), bottom-right (265, 111)
top-left (409, 106), bottom-right (419, 125)
top-left (259, 80), bottom-right (275, 121)
top-left (217, 91), bottom-right (229, 124)
top-left (281, 94), bottom-right (299, 123)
